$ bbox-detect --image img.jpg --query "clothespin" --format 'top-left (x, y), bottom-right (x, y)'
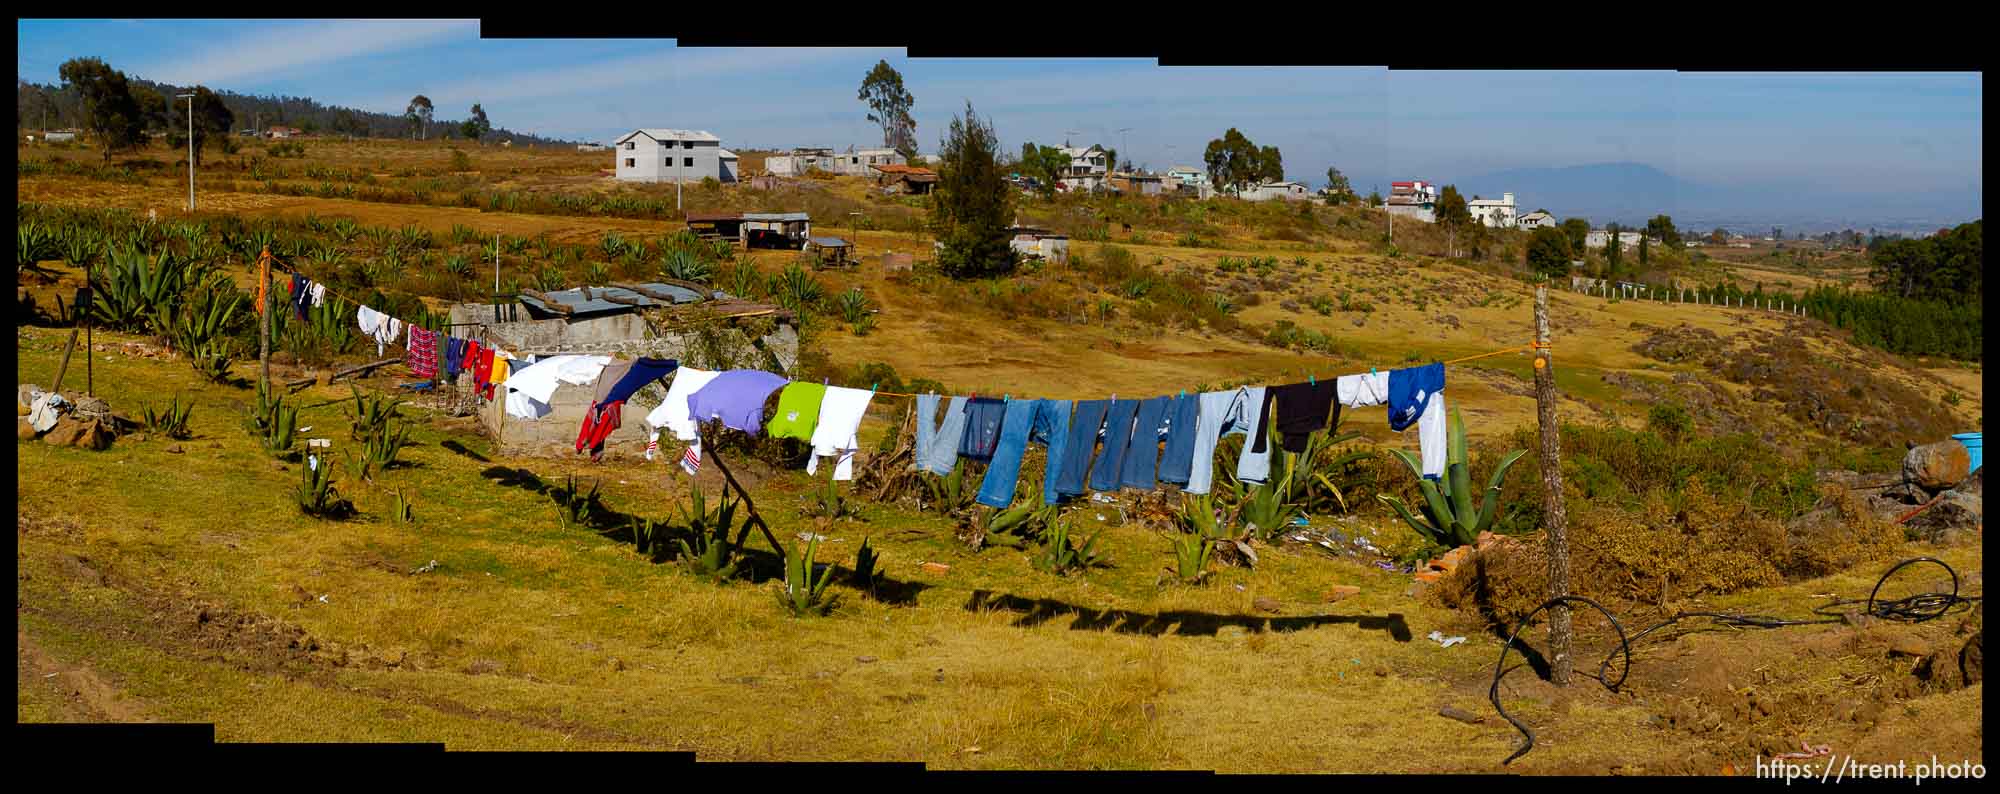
top-left (1309, 374), bottom-right (1315, 385)
top-left (871, 382), bottom-right (879, 392)
top-left (1370, 367), bottom-right (1377, 376)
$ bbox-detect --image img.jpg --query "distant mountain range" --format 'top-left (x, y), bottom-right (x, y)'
top-left (1454, 162), bottom-right (1976, 235)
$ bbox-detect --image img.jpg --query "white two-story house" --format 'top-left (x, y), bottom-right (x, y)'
top-left (1468, 192), bottom-right (1518, 228)
top-left (1058, 144), bottom-right (1110, 192)
top-left (613, 129), bottom-right (737, 183)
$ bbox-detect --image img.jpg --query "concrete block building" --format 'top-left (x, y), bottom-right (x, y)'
top-left (614, 129), bottom-right (737, 183)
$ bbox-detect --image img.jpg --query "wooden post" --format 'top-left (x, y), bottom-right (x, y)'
top-left (51, 325), bottom-right (80, 395)
top-left (259, 248), bottom-right (271, 393)
top-left (701, 429), bottom-right (791, 562)
top-left (1532, 284), bottom-right (1573, 686)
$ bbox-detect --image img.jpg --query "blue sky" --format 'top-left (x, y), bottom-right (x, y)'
top-left (16, 20), bottom-right (1983, 223)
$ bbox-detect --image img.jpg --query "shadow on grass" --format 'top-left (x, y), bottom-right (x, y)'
top-left (442, 439), bottom-right (489, 462)
top-left (964, 589), bottom-right (1414, 640)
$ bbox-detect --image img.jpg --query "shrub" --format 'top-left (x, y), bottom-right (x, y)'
top-left (141, 397), bottom-right (194, 439)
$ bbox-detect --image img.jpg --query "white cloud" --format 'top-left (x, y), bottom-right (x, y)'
top-left (364, 46), bottom-right (893, 113)
top-left (138, 20), bottom-right (477, 87)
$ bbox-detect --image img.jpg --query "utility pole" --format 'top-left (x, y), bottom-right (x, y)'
top-left (178, 93), bottom-right (196, 212)
top-left (258, 247), bottom-right (271, 393)
top-left (493, 233), bottom-right (501, 295)
top-left (1532, 284), bottom-right (1573, 686)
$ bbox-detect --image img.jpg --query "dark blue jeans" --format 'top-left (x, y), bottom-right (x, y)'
top-left (975, 399), bottom-right (1073, 508)
top-left (1056, 400), bottom-right (1109, 497)
top-left (1119, 396), bottom-right (1172, 490)
top-left (958, 397), bottom-right (1008, 460)
top-left (1088, 398), bottom-right (1140, 493)
top-left (1158, 393), bottom-right (1199, 485)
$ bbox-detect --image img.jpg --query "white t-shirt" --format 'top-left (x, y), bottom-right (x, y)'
top-left (644, 367), bottom-right (723, 441)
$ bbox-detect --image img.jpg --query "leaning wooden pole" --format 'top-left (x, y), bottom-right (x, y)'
top-left (1532, 283), bottom-right (1574, 686)
top-left (701, 428), bottom-right (791, 562)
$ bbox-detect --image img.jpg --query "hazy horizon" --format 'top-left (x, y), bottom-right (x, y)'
top-left (15, 22), bottom-right (1983, 231)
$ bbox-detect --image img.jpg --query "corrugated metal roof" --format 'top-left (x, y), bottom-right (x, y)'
top-left (718, 149), bottom-right (738, 159)
top-left (808, 236), bottom-right (850, 247)
top-left (743, 212), bottom-right (811, 222)
top-left (517, 282), bottom-right (718, 317)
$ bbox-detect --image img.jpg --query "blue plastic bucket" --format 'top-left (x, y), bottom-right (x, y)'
top-left (1952, 432), bottom-right (1982, 473)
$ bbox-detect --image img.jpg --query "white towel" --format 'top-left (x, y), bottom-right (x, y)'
top-left (644, 367), bottom-right (722, 441)
top-left (806, 386), bottom-right (874, 481)
top-left (1337, 371), bottom-right (1390, 407)
top-left (1418, 394), bottom-right (1447, 479)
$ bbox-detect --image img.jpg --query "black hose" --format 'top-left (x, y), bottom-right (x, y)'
top-left (1489, 556), bottom-right (1982, 766)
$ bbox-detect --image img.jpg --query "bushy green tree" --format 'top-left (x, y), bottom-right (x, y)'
top-left (58, 57), bottom-right (147, 162)
top-left (1323, 165), bottom-right (1351, 204)
top-left (1526, 226), bottom-right (1573, 278)
top-left (1603, 222), bottom-right (1624, 277)
top-left (1019, 142), bottom-right (1068, 198)
top-left (1645, 214), bottom-right (1682, 248)
top-left (1435, 185), bottom-right (1471, 257)
top-left (405, 94), bottom-right (432, 140)
top-left (162, 86), bottom-right (234, 165)
top-left (929, 101), bottom-right (1015, 279)
top-left (1869, 220), bottom-right (1982, 302)
top-left (1203, 128), bottom-right (1279, 192)
top-left (858, 60), bottom-right (917, 159)
top-left (1561, 217), bottom-right (1591, 256)
top-left (459, 102), bottom-right (491, 143)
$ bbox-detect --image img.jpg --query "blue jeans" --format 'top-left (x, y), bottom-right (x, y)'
top-left (1119, 395), bottom-right (1172, 490)
top-left (1056, 400), bottom-right (1108, 497)
top-left (1158, 393), bottom-right (1199, 485)
top-left (1089, 398), bottom-right (1140, 493)
top-left (916, 395), bottom-right (970, 475)
top-left (975, 399), bottom-right (1072, 508)
top-left (959, 397), bottom-right (1008, 460)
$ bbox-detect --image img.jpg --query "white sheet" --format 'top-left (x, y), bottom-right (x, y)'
top-left (643, 367), bottom-right (722, 441)
top-left (805, 386), bottom-right (874, 481)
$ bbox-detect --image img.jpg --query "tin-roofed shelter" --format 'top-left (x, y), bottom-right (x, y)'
top-left (806, 236), bottom-right (853, 268)
top-left (743, 212), bottom-right (812, 250)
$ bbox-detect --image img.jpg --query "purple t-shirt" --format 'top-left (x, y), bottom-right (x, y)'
top-left (686, 370), bottom-right (790, 435)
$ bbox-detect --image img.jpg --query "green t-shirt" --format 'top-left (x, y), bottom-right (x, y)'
top-left (766, 382), bottom-right (828, 441)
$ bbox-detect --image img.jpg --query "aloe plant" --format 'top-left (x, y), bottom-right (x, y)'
top-left (630, 515), bottom-right (666, 555)
top-left (351, 417), bottom-right (410, 481)
top-left (344, 385), bottom-right (405, 442)
top-left (836, 287), bottom-right (870, 324)
top-left (675, 487), bottom-right (741, 582)
top-left (852, 536), bottom-right (885, 594)
top-left (550, 474), bottom-right (602, 530)
top-left (773, 536), bottom-right (839, 617)
top-left (141, 396), bottom-right (195, 439)
top-left (246, 384), bottom-right (298, 456)
top-left (1034, 517), bottom-right (1104, 576)
top-left (391, 487), bottom-right (416, 524)
top-left (296, 457), bottom-right (352, 519)
top-left (1378, 406), bottom-right (1527, 549)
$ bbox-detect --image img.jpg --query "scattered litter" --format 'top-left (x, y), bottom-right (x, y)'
top-left (44, 672), bottom-right (58, 678)
top-left (1375, 560), bottom-right (1399, 571)
top-left (1772, 741), bottom-right (1832, 760)
top-left (1095, 514), bottom-right (1106, 521)
top-left (317, 594), bottom-right (330, 604)
top-left (297, 426), bottom-right (313, 433)
top-left (1290, 516), bottom-right (1310, 526)
top-left (1427, 631), bottom-right (1466, 648)
top-left (796, 532), bottom-right (828, 543)
top-left (411, 560), bottom-right (440, 575)
top-left (1090, 493), bottom-right (1118, 504)
top-left (1233, 584), bottom-right (1246, 592)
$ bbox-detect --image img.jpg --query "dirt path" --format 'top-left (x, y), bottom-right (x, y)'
top-left (17, 629), bottom-right (152, 722)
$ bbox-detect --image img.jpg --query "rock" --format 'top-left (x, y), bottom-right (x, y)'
top-left (1323, 585), bottom-right (1361, 603)
top-left (1252, 596), bottom-right (1282, 614)
top-left (1903, 441), bottom-right (1971, 494)
top-left (1906, 490), bottom-right (1983, 543)
top-left (18, 419), bottom-right (38, 440)
top-left (1888, 636), bottom-right (1932, 658)
top-left (1413, 569), bottom-right (1443, 583)
top-left (855, 655), bottom-right (878, 663)
top-left (1953, 467), bottom-right (1981, 496)
top-left (165, 444), bottom-right (184, 454)
top-left (1438, 705), bottom-right (1484, 724)
top-left (918, 561), bottom-right (950, 575)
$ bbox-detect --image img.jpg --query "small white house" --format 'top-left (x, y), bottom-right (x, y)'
top-left (1517, 210), bottom-right (1556, 230)
top-left (1468, 192), bottom-right (1518, 228)
top-left (1241, 181), bottom-right (1312, 202)
top-left (613, 129), bottom-right (735, 183)
top-left (833, 148), bottom-right (905, 176)
top-left (1585, 230), bottom-right (1644, 251)
top-left (577, 143), bottom-right (607, 152)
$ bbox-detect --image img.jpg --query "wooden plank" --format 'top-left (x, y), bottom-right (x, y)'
top-left (611, 280), bottom-right (707, 303)
top-left (601, 292), bottom-right (647, 307)
top-left (283, 356), bottom-right (404, 389)
top-left (520, 288), bottom-right (573, 314)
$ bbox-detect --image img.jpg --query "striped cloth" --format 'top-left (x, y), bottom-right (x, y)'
top-left (404, 326), bottom-right (441, 380)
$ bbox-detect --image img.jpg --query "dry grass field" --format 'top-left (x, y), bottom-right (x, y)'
top-left (16, 137), bottom-right (1983, 769)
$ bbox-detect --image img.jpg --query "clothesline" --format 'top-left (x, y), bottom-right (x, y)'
top-left (261, 249), bottom-right (452, 336)
top-left (857, 341), bottom-right (1549, 400)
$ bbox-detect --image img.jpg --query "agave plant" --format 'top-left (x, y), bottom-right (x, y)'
top-left (88, 246), bottom-right (195, 333)
top-left (773, 536), bottom-right (839, 617)
top-left (1034, 516), bottom-right (1104, 576)
top-left (676, 487), bottom-right (742, 583)
top-left (59, 227), bottom-right (104, 272)
top-left (443, 253), bottom-right (473, 278)
top-left (351, 417), bottom-right (411, 481)
top-left (778, 262), bottom-right (824, 309)
top-left (391, 487), bottom-right (417, 524)
top-left (17, 221), bottom-right (60, 274)
top-left (835, 288), bottom-right (870, 324)
top-left (246, 384), bottom-right (299, 457)
top-left (550, 474), bottom-right (602, 530)
top-left (583, 261), bottom-right (611, 286)
top-left (801, 477), bottom-right (854, 520)
top-left (1377, 406), bottom-right (1526, 549)
top-left (659, 247), bottom-right (713, 284)
top-left (296, 457), bottom-right (354, 519)
top-left (851, 536), bottom-right (885, 595)
top-left (141, 396), bottom-right (195, 439)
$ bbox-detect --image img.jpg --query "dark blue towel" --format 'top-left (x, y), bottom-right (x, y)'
top-left (1088, 398), bottom-right (1140, 492)
top-left (1388, 362), bottom-right (1444, 432)
top-left (600, 358), bottom-right (679, 405)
